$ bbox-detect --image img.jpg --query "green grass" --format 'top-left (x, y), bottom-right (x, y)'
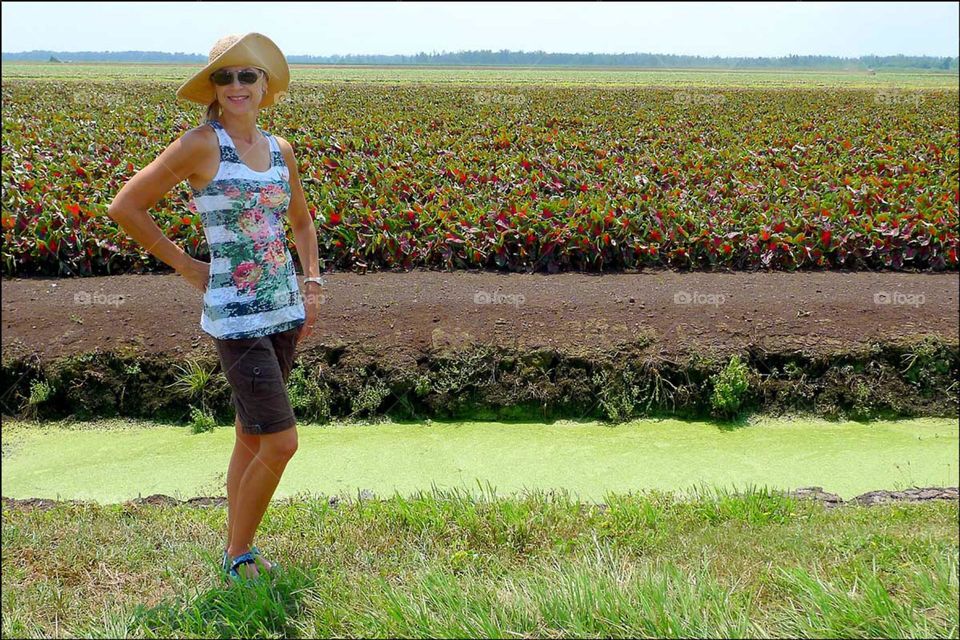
top-left (2, 485), bottom-right (957, 638)
top-left (2, 416), bottom-right (957, 503)
top-left (2, 62), bottom-right (958, 87)
top-left (3, 416), bottom-right (956, 636)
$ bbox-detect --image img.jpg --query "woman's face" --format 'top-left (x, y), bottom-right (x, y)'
top-left (212, 65), bottom-right (268, 115)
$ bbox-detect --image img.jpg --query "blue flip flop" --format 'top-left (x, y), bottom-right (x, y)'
top-left (222, 546), bottom-right (279, 577)
top-left (251, 545), bottom-right (280, 572)
top-left (227, 551), bottom-right (259, 582)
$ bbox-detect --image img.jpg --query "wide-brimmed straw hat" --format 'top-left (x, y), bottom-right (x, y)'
top-left (176, 33), bottom-right (289, 108)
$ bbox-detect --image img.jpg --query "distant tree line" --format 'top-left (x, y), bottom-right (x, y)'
top-left (2, 50), bottom-right (207, 63)
top-left (2, 49), bottom-right (957, 71)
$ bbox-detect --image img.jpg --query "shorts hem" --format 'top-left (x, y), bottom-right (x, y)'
top-left (239, 412), bottom-right (297, 435)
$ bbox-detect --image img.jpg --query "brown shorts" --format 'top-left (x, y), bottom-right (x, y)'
top-left (213, 325), bottom-right (301, 435)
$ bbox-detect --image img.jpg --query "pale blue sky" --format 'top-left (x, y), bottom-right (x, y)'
top-left (1, 1), bottom-right (957, 57)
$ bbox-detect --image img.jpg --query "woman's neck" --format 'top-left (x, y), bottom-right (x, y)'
top-left (218, 113), bottom-right (260, 145)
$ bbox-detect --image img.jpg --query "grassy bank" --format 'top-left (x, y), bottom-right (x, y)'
top-left (2, 485), bottom-right (957, 638)
top-left (3, 335), bottom-right (957, 426)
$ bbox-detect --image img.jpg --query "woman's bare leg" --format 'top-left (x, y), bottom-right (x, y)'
top-left (226, 415), bottom-right (260, 552)
top-left (226, 421), bottom-right (298, 578)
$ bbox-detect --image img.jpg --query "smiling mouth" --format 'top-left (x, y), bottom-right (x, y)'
top-left (227, 96), bottom-right (249, 103)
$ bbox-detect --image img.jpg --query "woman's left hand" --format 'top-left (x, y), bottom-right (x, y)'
top-left (298, 284), bottom-right (324, 343)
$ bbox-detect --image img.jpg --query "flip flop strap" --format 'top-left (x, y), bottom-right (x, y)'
top-left (230, 551), bottom-right (256, 572)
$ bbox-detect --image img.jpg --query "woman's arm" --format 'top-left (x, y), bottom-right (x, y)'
top-left (275, 135), bottom-right (322, 340)
top-left (106, 128), bottom-right (212, 292)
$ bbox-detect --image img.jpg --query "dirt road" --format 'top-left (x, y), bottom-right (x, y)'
top-left (2, 269), bottom-right (957, 365)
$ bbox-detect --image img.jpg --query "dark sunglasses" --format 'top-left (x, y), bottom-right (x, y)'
top-left (210, 68), bottom-right (264, 86)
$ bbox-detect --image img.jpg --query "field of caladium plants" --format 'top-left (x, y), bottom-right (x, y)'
top-left (2, 61), bottom-right (959, 640)
top-left (2, 78), bottom-right (957, 276)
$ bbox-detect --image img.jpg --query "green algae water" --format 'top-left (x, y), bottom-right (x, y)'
top-left (2, 417), bottom-right (957, 504)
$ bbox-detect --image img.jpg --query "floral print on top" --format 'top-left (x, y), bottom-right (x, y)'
top-left (189, 120), bottom-right (305, 340)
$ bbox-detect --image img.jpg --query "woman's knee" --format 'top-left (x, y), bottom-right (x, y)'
top-left (259, 425), bottom-right (298, 460)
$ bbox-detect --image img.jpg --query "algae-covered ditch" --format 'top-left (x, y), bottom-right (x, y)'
top-left (2, 415), bottom-right (957, 504)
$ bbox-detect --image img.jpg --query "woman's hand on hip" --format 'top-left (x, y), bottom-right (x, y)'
top-left (176, 257), bottom-right (210, 294)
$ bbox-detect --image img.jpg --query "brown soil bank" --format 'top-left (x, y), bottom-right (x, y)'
top-left (2, 270), bottom-right (957, 422)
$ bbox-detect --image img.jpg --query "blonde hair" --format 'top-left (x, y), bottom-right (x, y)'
top-left (204, 100), bottom-right (221, 124)
top-left (202, 67), bottom-right (268, 125)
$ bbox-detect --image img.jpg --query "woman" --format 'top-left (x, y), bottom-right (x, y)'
top-left (107, 33), bottom-right (325, 582)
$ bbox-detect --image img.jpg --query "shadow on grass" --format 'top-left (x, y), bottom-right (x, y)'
top-left (128, 559), bottom-right (316, 639)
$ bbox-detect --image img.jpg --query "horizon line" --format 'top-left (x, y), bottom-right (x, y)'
top-left (3, 49), bottom-right (958, 59)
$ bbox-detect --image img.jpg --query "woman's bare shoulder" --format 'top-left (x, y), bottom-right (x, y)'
top-left (272, 135), bottom-right (297, 165)
top-left (177, 124), bottom-right (220, 189)
top-left (181, 123), bottom-right (218, 148)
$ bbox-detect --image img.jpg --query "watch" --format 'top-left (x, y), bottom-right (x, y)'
top-left (303, 276), bottom-right (326, 286)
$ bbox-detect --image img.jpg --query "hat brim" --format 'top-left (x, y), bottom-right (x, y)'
top-left (176, 33), bottom-right (289, 109)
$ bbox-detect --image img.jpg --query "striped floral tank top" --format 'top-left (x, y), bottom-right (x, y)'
top-left (189, 120), bottom-right (305, 340)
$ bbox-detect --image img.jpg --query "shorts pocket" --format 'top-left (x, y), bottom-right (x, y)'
top-left (217, 343), bottom-right (263, 392)
top-left (248, 361), bottom-right (284, 400)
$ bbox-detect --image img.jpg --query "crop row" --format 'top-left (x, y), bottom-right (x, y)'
top-left (2, 81), bottom-right (957, 275)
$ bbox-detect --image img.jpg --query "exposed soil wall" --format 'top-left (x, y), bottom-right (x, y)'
top-left (3, 334), bottom-right (956, 424)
